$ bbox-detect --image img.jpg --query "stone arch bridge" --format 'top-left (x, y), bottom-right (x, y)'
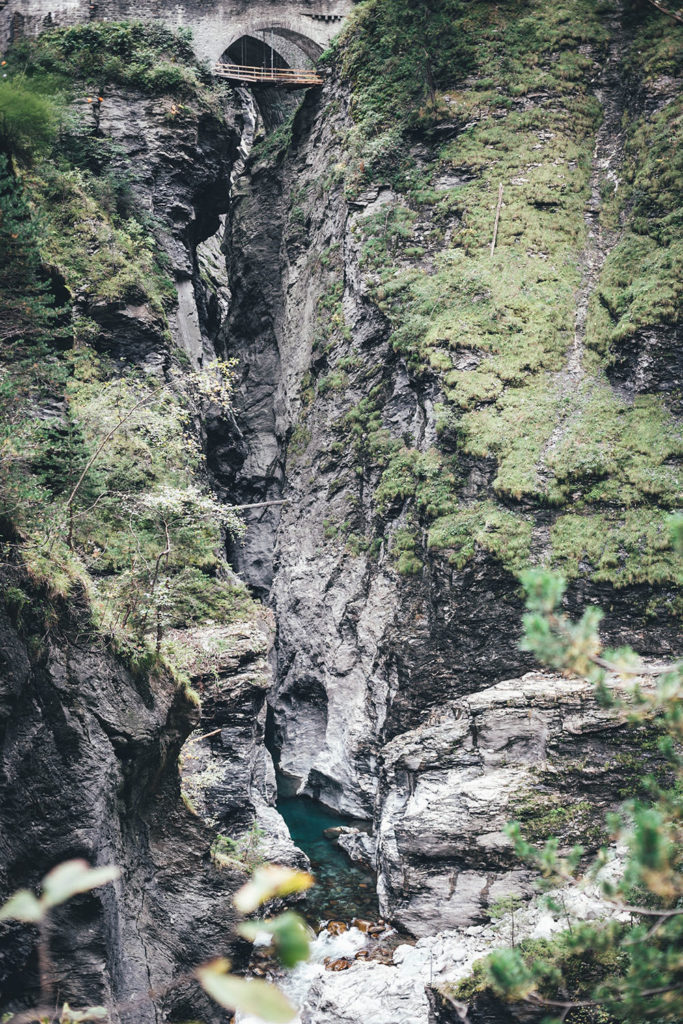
top-left (1, 1), bottom-right (355, 68)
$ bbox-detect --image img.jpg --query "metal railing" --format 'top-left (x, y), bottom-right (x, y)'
top-left (214, 62), bottom-right (323, 86)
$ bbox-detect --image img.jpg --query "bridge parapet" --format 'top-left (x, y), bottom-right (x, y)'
top-left (1, 1), bottom-right (355, 64)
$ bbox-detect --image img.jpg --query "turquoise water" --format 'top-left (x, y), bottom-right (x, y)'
top-left (277, 795), bottom-right (379, 926)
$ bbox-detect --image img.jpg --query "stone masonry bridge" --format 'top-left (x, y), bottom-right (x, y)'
top-left (1, 1), bottom-right (355, 68)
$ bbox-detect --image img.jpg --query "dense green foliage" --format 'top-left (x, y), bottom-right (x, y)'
top-left (299, 0), bottom-right (683, 593)
top-left (7, 21), bottom-right (210, 96)
top-left (450, 553), bottom-right (683, 1023)
top-left (0, 79), bottom-right (59, 161)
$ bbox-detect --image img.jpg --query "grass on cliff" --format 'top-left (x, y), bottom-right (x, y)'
top-left (305, 0), bottom-right (683, 591)
top-left (0, 25), bottom-right (252, 678)
top-left (27, 161), bottom-right (176, 315)
top-left (7, 21), bottom-right (211, 97)
top-left (450, 934), bottom-right (627, 1013)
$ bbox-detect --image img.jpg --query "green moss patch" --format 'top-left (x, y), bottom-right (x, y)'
top-left (7, 21), bottom-right (212, 97)
top-left (313, 0), bottom-right (682, 592)
top-left (27, 164), bottom-right (175, 314)
top-left (587, 96), bottom-right (682, 365)
top-left (550, 510), bottom-right (681, 587)
top-left (513, 793), bottom-right (606, 847)
top-left (449, 933), bottom-right (627, 1017)
top-left (547, 386), bottom-right (682, 508)
top-left (428, 501), bottom-right (533, 572)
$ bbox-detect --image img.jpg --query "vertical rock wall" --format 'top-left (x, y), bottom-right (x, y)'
top-left (220, 0), bottom-right (681, 933)
top-left (0, 69), bottom-right (288, 1024)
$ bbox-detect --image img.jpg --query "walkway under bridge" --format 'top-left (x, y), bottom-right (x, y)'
top-left (214, 61), bottom-right (323, 86)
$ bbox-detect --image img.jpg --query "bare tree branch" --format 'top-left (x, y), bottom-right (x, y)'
top-left (645, 0), bottom-right (683, 25)
top-left (65, 387), bottom-right (166, 516)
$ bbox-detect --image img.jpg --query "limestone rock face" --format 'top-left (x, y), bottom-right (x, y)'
top-left (302, 960), bottom-right (432, 1024)
top-left (375, 671), bottom-right (658, 935)
top-left (177, 618), bottom-right (309, 869)
top-left (221, 90), bottom-right (548, 820)
top-left (336, 827), bottom-right (376, 868)
top-left (92, 88), bottom-right (241, 369)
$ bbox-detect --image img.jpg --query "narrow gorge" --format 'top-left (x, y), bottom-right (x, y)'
top-left (0, 2), bottom-right (680, 1024)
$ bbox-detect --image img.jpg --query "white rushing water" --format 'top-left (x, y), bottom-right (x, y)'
top-left (236, 925), bottom-right (370, 1024)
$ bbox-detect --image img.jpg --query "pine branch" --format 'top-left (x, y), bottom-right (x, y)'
top-left (645, 0), bottom-right (683, 25)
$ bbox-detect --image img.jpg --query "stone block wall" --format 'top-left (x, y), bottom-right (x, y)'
top-left (1, 0), bottom-right (355, 63)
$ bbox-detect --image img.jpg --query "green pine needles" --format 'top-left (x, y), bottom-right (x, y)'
top-left (453, 520), bottom-right (683, 1023)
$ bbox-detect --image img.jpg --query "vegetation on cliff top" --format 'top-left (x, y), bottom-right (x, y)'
top-left (8, 21), bottom-right (214, 97)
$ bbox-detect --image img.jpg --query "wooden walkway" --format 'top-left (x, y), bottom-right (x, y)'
top-left (214, 62), bottom-right (323, 86)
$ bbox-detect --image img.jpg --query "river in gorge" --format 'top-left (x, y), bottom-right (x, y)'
top-left (276, 794), bottom-right (378, 926)
top-left (235, 794), bottom-right (404, 1023)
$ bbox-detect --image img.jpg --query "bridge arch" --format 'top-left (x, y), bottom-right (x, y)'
top-left (197, 12), bottom-right (336, 67)
top-left (0, 2), bottom-right (354, 71)
top-left (222, 24), bottom-right (323, 71)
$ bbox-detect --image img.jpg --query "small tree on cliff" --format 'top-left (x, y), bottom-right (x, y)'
top-left (474, 517), bottom-right (683, 1023)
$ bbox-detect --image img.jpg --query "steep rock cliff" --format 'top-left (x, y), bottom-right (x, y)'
top-left (220, 0), bottom-right (681, 934)
top-left (376, 670), bottom-right (665, 935)
top-left (0, 566), bottom-right (245, 1024)
top-left (0, 24), bottom-right (293, 1021)
top-left (0, 3), bottom-right (680, 1022)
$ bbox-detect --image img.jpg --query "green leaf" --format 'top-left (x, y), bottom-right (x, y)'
top-left (237, 921), bottom-right (266, 941)
top-left (196, 961), bottom-right (297, 1023)
top-left (238, 912), bottom-right (311, 968)
top-left (59, 1003), bottom-right (109, 1022)
top-left (42, 860), bottom-right (121, 909)
top-left (0, 888), bottom-right (43, 923)
top-left (234, 865), bottom-right (314, 914)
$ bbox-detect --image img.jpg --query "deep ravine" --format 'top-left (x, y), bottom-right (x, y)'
top-left (0, 3), bottom-right (680, 1024)
top-left (207, 2), bottom-right (680, 1017)
top-left (218, 0), bottom-right (678, 910)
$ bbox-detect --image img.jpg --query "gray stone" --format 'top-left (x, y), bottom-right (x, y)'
top-left (376, 670), bottom-right (659, 935)
top-left (336, 827), bottom-right (376, 868)
top-left (0, 0), bottom-right (354, 64)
